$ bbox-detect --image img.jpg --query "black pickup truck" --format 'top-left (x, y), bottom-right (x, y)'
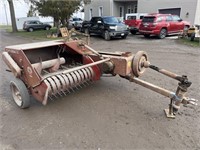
top-left (82, 16), bottom-right (129, 40)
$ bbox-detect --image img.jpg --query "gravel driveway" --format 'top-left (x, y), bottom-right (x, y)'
top-left (0, 29), bottom-right (200, 150)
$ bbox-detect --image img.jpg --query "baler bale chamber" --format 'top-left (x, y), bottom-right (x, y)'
top-left (2, 39), bottom-right (198, 118)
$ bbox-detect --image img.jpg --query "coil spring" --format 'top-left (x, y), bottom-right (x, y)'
top-left (43, 67), bottom-right (94, 97)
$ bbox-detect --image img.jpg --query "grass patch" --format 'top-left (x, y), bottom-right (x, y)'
top-left (4, 27), bottom-right (84, 41)
top-left (4, 27), bottom-right (87, 41)
top-left (9, 28), bottom-right (60, 40)
top-left (178, 37), bottom-right (200, 47)
top-left (0, 25), bottom-right (12, 30)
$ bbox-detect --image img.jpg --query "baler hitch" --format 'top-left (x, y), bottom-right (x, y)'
top-left (124, 62), bottom-right (198, 118)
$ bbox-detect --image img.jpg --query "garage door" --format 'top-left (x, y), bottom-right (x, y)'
top-left (159, 8), bottom-right (181, 16)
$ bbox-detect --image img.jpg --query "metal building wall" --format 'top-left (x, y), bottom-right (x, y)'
top-left (137, 0), bottom-right (199, 25)
top-left (84, 0), bottom-right (112, 21)
top-left (194, 0), bottom-right (200, 25)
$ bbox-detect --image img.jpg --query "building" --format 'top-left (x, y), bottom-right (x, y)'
top-left (84, 0), bottom-right (200, 25)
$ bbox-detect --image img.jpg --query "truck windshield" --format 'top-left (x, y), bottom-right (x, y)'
top-left (103, 17), bottom-right (119, 24)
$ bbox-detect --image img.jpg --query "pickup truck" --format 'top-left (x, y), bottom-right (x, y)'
top-left (82, 16), bottom-right (129, 40)
top-left (124, 13), bottom-right (147, 35)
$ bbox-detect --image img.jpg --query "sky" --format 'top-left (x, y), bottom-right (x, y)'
top-left (0, 0), bottom-right (84, 25)
top-left (0, 0), bottom-right (30, 25)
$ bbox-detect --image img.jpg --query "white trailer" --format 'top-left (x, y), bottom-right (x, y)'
top-left (16, 17), bottom-right (39, 30)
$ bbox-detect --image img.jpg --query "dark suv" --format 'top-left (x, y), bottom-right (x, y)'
top-left (23, 20), bottom-right (51, 32)
top-left (139, 13), bottom-right (190, 39)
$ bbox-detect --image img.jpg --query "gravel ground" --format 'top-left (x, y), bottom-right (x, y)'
top-left (0, 29), bottom-right (200, 150)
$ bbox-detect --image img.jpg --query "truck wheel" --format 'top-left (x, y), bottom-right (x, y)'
top-left (104, 30), bottom-right (111, 41)
top-left (84, 28), bottom-right (89, 35)
top-left (121, 35), bottom-right (127, 39)
top-left (144, 34), bottom-right (150, 38)
top-left (28, 28), bottom-right (33, 32)
top-left (190, 33), bottom-right (195, 41)
top-left (10, 79), bottom-right (30, 109)
top-left (45, 26), bottom-right (50, 30)
top-left (130, 30), bottom-right (137, 35)
top-left (158, 28), bottom-right (167, 39)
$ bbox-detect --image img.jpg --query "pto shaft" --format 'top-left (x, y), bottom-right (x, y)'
top-left (129, 76), bottom-right (175, 99)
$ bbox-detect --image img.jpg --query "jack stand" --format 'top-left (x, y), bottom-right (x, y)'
top-left (164, 99), bottom-right (176, 119)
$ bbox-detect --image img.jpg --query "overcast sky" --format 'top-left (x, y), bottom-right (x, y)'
top-left (0, 0), bottom-right (84, 25)
top-left (0, 0), bottom-right (30, 25)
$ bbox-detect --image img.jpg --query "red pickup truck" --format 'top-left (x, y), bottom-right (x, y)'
top-left (124, 13), bottom-right (147, 34)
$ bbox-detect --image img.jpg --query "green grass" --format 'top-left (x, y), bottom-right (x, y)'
top-left (9, 28), bottom-right (60, 40)
top-left (178, 37), bottom-right (200, 47)
top-left (2, 26), bottom-right (84, 40)
top-left (0, 25), bottom-right (60, 40)
top-left (0, 25), bottom-right (12, 30)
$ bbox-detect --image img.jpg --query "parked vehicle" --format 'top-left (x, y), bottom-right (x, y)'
top-left (68, 18), bottom-right (83, 29)
top-left (82, 16), bottom-right (129, 40)
top-left (124, 13), bottom-right (147, 34)
top-left (139, 13), bottom-right (190, 39)
top-left (23, 20), bottom-right (51, 32)
top-left (116, 17), bottom-right (124, 23)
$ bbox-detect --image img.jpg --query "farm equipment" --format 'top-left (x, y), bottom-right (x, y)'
top-left (2, 36), bottom-right (198, 118)
top-left (187, 26), bottom-right (200, 41)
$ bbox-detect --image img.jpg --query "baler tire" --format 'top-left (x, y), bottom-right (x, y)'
top-left (132, 51), bottom-right (148, 77)
top-left (10, 79), bottom-right (30, 109)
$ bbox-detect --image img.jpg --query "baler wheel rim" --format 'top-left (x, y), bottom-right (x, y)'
top-left (132, 51), bottom-right (148, 77)
top-left (10, 79), bottom-right (30, 109)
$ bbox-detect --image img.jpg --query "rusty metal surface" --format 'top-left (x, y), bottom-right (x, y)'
top-left (2, 52), bottom-right (21, 77)
top-left (64, 41), bottom-right (93, 55)
top-left (5, 40), bottom-right (64, 50)
top-left (101, 54), bottom-right (133, 76)
top-left (32, 57), bottom-right (65, 71)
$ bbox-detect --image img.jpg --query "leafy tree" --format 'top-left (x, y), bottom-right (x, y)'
top-left (27, 5), bottom-right (36, 17)
top-left (32, 0), bottom-right (91, 28)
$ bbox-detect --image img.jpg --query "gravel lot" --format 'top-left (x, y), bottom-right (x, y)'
top-left (0, 29), bottom-right (200, 150)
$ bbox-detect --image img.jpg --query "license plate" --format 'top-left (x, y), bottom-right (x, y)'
top-left (144, 23), bottom-right (149, 28)
top-left (121, 33), bottom-right (124, 36)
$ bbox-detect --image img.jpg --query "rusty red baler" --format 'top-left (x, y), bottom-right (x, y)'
top-left (2, 38), bottom-right (198, 118)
